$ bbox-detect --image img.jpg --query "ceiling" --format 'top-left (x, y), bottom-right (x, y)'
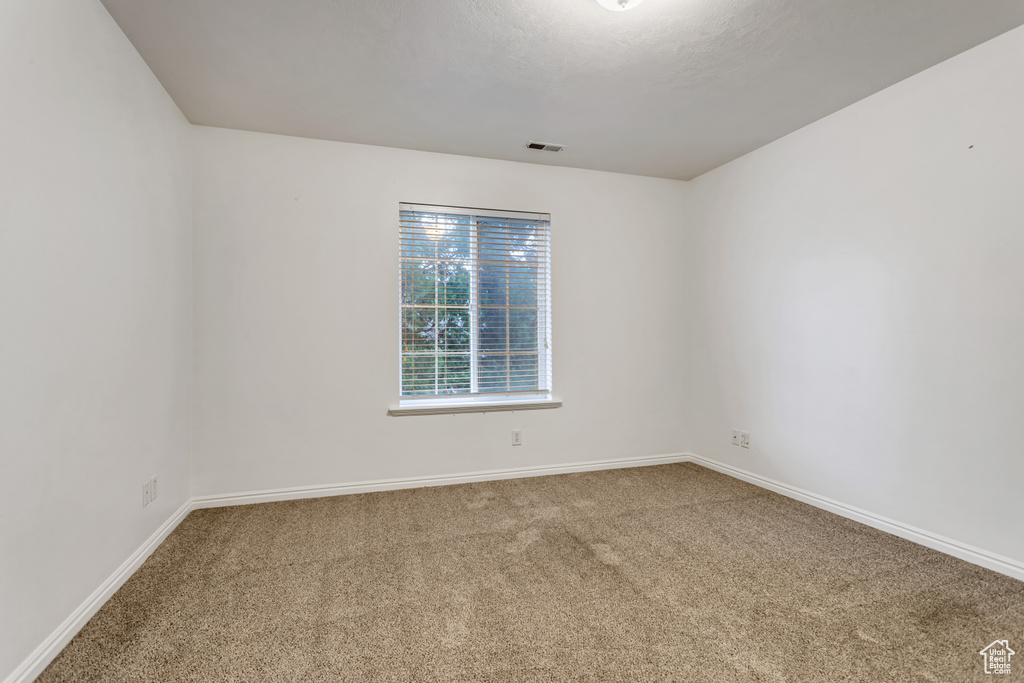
top-left (100, 0), bottom-right (1024, 180)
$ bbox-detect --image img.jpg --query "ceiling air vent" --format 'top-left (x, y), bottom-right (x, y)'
top-left (526, 141), bottom-right (565, 152)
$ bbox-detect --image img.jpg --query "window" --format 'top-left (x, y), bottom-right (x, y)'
top-left (394, 203), bottom-right (555, 414)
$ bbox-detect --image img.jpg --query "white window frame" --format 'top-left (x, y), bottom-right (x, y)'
top-left (390, 203), bottom-right (559, 416)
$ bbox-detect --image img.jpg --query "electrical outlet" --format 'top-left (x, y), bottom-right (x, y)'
top-left (731, 429), bottom-right (741, 446)
top-left (150, 476), bottom-right (158, 502)
top-left (739, 431), bottom-right (750, 449)
top-left (511, 429), bottom-right (523, 446)
top-left (142, 480), bottom-right (151, 507)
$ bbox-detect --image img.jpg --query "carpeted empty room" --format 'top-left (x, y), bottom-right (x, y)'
top-left (38, 465), bottom-right (1024, 682)
top-left (7, 0), bottom-right (1024, 681)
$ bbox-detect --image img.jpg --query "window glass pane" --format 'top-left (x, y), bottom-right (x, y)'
top-left (401, 261), bottom-right (437, 306)
top-left (437, 353), bottom-right (471, 394)
top-left (477, 312), bottom-right (507, 355)
top-left (478, 353), bottom-right (509, 393)
top-left (401, 354), bottom-right (436, 395)
top-left (509, 268), bottom-right (537, 308)
top-left (478, 265), bottom-right (508, 308)
top-left (401, 308), bottom-right (435, 352)
top-left (509, 310), bottom-right (537, 352)
top-left (439, 262), bottom-right (470, 306)
top-left (510, 353), bottom-right (540, 391)
top-left (438, 307), bottom-right (471, 352)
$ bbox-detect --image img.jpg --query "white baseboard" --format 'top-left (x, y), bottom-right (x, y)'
top-left (684, 452), bottom-right (1024, 582)
top-left (9, 450), bottom-right (1021, 683)
top-left (4, 500), bottom-right (193, 683)
top-left (6, 452), bottom-right (687, 683)
top-left (191, 452), bottom-right (690, 509)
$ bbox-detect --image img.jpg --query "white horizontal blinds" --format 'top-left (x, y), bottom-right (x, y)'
top-left (399, 210), bottom-right (474, 396)
top-left (399, 205), bottom-right (551, 398)
top-left (476, 216), bottom-right (549, 394)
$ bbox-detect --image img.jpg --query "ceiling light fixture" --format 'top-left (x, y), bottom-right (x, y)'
top-left (595, 0), bottom-right (646, 11)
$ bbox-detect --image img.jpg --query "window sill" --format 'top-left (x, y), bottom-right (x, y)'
top-left (388, 399), bottom-right (562, 417)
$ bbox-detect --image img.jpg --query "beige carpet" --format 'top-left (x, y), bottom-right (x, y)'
top-left (40, 463), bottom-right (1024, 682)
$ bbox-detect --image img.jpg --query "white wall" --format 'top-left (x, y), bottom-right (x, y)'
top-left (5, 4), bottom-right (1022, 677)
top-left (685, 25), bottom-right (1024, 564)
top-left (191, 127), bottom-right (688, 496)
top-left (0, 0), bottom-right (192, 678)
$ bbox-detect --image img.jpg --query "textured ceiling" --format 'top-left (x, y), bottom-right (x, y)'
top-left (100, 0), bottom-right (1024, 180)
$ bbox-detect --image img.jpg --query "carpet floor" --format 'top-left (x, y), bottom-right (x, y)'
top-left (39, 463), bottom-right (1024, 682)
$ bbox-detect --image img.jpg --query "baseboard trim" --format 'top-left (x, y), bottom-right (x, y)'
top-left (10, 450), bottom-right (1021, 683)
top-left (3, 500), bottom-right (193, 683)
top-left (684, 453), bottom-right (1024, 582)
top-left (6, 452), bottom-right (687, 683)
top-left (191, 452), bottom-right (690, 509)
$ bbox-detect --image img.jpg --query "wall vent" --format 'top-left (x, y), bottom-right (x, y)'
top-left (526, 141), bottom-right (565, 152)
